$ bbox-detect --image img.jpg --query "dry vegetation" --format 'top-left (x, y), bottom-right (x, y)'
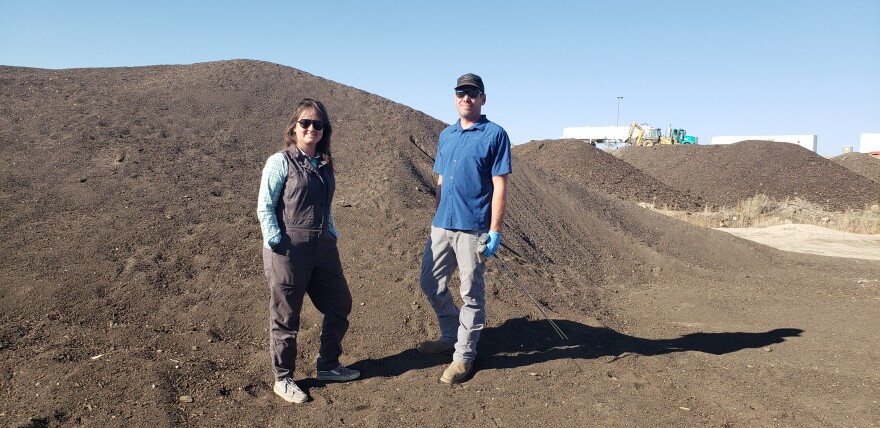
top-left (647, 195), bottom-right (880, 234)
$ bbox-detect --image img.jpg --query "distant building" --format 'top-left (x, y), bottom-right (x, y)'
top-left (709, 135), bottom-right (817, 152)
top-left (859, 133), bottom-right (880, 153)
top-left (561, 126), bottom-right (630, 145)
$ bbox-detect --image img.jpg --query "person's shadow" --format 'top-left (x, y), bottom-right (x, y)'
top-left (346, 317), bottom-right (803, 381)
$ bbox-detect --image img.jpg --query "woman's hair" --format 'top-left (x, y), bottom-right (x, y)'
top-left (283, 98), bottom-right (334, 170)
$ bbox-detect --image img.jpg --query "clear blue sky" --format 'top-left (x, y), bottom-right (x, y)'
top-left (2, 0), bottom-right (878, 155)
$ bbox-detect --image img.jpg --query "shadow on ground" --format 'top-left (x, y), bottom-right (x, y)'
top-left (350, 317), bottom-right (803, 380)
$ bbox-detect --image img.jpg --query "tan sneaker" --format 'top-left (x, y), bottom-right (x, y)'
top-left (417, 340), bottom-right (455, 355)
top-left (440, 361), bottom-right (473, 384)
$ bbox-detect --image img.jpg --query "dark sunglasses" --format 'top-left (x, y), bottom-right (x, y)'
top-left (455, 89), bottom-right (482, 99)
top-left (297, 119), bottom-right (324, 131)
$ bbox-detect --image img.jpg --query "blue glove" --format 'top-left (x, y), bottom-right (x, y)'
top-left (483, 231), bottom-right (501, 257)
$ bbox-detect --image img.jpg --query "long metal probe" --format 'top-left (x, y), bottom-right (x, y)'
top-left (491, 256), bottom-right (569, 340)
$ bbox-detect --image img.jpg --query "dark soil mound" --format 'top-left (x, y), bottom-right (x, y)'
top-left (831, 152), bottom-right (880, 184)
top-left (514, 139), bottom-right (704, 210)
top-left (613, 141), bottom-right (880, 211)
top-left (2, 61), bottom-right (878, 428)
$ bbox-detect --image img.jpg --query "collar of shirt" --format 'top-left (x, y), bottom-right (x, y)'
top-left (453, 115), bottom-right (489, 133)
top-left (293, 146), bottom-right (324, 169)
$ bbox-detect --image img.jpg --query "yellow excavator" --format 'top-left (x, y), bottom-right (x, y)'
top-left (624, 122), bottom-right (661, 146)
top-left (625, 122), bottom-right (697, 146)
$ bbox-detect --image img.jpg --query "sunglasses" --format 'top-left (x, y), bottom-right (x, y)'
top-left (455, 89), bottom-right (482, 99)
top-left (297, 119), bottom-right (324, 131)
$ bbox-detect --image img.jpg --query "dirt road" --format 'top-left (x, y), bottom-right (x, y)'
top-left (717, 224), bottom-right (880, 260)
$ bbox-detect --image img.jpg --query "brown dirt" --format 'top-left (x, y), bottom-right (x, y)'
top-left (831, 152), bottom-right (880, 184)
top-left (612, 142), bottom-right (880, 211)
top-left (1, 60), bottom-right (878, 428)
top-left (513, 139), bottom-right (704, 210)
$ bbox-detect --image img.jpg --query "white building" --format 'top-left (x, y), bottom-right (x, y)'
top-left (859, 133), bottom-right (880, 153)
top-left (709, 135), bottom-right (817, 152)
top-left (561, 125), bottom-right (630, 144)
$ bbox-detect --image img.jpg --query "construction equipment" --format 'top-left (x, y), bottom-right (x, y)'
top-left (660, 127), bottom-right (698, 145)
top-left (624, 122), bottom-right (661, 146)
top-left (625, 122), bottom-right (698, 146)
top-left (625, 122), bottom-right (644, 146)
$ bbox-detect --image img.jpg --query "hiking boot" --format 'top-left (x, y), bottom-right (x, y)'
top-left (316, 365), bottom-right (360, 382)
top-left (440, 361), bottom-right (473, 384)
top-left (417, 340), bottom-right (455, 355)
top-left (273, 377), bottom-right (308, 403)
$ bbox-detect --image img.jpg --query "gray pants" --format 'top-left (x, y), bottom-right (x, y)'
top-left (263, 231), bottom-right (352, 381)
top-left (419, 226), bottom-right (487, 363)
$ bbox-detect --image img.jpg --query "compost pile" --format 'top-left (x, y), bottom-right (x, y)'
top-left (513, 139), bottom-right (704, 210)
top-left (1, 61), bottom-right (877, 428)
top-left (612, 141), bottom-right (880, 210)
top-left (832, 152), bottom-right (880, 184)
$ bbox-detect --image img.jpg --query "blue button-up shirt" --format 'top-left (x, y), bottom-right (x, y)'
top-left (432, 115), bottom-right (512, 231)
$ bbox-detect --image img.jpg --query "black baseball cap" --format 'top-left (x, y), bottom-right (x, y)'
top-left (455, 73), bottom-right (484, 92)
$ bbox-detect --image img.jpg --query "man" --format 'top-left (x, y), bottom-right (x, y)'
top-left (417, 73), bottom-right (512, 384)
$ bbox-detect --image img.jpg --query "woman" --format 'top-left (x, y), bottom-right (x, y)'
top-left (257, 98), bottom-right (359, 404)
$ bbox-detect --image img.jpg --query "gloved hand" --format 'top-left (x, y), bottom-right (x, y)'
top-left (483, 231), bottom-right (501, 257)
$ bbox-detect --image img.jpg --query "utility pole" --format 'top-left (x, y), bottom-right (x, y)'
top-left (616, 96), bottom-right (623, 127)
